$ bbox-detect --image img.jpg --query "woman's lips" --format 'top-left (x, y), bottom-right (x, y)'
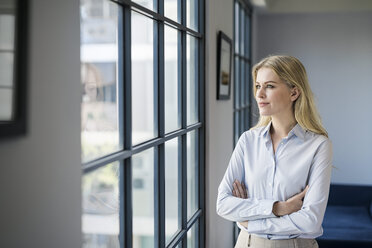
top-left (258, 103), bottom-right (269, 107)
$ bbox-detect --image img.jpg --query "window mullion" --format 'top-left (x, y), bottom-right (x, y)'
top-left (197, 0), bottom-right (205, 246)
top-left (155, 0), bottom-right (165, 246)
top-left (181, 0), bottom-right (187, 246)
top-left (117, 3), bottom-right (125, 248)
top-left (123, 3), bottom-right (133, 248)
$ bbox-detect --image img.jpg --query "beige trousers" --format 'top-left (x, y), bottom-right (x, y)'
top-left (235, 231), bottom-right (319, 248)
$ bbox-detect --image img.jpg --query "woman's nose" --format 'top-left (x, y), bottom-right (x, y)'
top-left (256, 87), bottom-right (265, 98)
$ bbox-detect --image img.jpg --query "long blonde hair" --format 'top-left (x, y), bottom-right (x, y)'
top-left (251, 55), bottom-right (328, 137)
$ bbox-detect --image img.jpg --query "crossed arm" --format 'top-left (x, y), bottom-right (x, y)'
top-left (232, 179), bottom-right (309, 228)
top-left (216, 136), bottom-right (332, 235)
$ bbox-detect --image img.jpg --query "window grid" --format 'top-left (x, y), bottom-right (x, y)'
top-left (233, 0), bottom-right (252, 244)
top-left (81, 0), bottom-right (205, 247)
top-left (233, 0), bottom-right (252, 145)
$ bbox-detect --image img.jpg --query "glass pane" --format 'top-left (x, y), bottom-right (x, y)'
top-left (187, 0), bottom-right (198, 31)
top-left (133, 148), bottom-right (155, 248)
top-left (0, 88), bottom-right (13, 121)
top-left (165, 0), bottom-right (178, 22)
top-left (245, 108), bottom-right (250, 131)
top-left (132, 12), bottom-right (155, 145)
top-left (245, 109), bottom-right (248, 132)
top-left (81, 0), bottom-right (119, 44)
top-left (165, 26), bottom-right (180, 133)
top-left (240, 110), bottom-right (244, 135)
top-left (245, 13), bottom-right (251, 58)
top-left (0, 53), bottom-right (14, 87)
top-left (234, 2), bottom-right (239, 54)
top-left (187, 130), bottom-right (198, 219)
top-left (82, 162), bottom-right (120, 248)
top-left (240, 59), bottom-right (245, 107)
top-left (187, 221), bottom-right (198, 248)
top-left (240, 8), bottom-right (244, 55)
top-left (165, 138), bottom-right (180, 244)
top-left (234, 57), bottom-right (239, 109)
top-left (187, 35), bottom-right (198, 125)
top-left (234, 112), bottom-right (239, 145)
top-left (80, 0), bottom-right (122, 163)
top-left (0, 15), bottom-right (15, 50)
top-left (132, 0), bottom-right (153, 11)
top-left (245, 61), bottom-right (250, 106)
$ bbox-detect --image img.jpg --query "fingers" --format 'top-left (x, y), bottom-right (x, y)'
top-left (299, 185), bottom-right (309, 198)
top-left (302, 185), bottom-right (309, 200)
top-left (241, 181), bottom-right (248, 198)
top-left (236, 180), bottom-right (246, 198)
top-left (232, 180), bottom-right (240, 197)
top-left (284, 186), bottom-right (309, 214)
top-left (232, 180), bottom-right (248, 199)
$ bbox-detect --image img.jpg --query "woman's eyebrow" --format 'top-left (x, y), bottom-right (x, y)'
top-left (255, 81), bottom-right (278, 84)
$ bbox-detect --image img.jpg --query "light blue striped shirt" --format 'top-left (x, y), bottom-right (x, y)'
top-left (216, 122), bottom-right (333, 239)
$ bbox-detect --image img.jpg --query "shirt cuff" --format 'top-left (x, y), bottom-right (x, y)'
top-left (238, 199), bottom-right (276, 219)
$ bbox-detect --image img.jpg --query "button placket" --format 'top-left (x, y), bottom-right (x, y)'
top-left (270, 156), bottom-right (276, 197)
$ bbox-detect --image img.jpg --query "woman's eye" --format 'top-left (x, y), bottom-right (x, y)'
top-left (266, 84), bottom-right (274, 88)
top-left (255, 85), bottom-right (260, 89)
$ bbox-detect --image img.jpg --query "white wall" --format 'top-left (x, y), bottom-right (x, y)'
top-left (205, 0), bottom-right (235, 247)
top-left (255, 12), bottom-right (372, 185)
top-left (0, 0), bottom-right (81, 247)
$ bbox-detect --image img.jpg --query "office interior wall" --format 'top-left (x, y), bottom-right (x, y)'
top-left (0, 0), bottom-right (81, 247)
top-left (205, 0), bottom-right (235, 247)
top-left (254, 12), bottom-right (372, 185)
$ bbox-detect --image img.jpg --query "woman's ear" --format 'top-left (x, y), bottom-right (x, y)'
top-left (290, 87), bottom-right (300, 102)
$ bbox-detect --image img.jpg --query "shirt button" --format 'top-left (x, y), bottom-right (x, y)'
top-left (268, 183), bottom-right (272, 187)
top-left (264, 210), bottom-right (269, 214)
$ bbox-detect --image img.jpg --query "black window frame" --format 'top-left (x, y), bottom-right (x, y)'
top-left (233, 0), bottom-right (252, 244)
top-left (81, 0), bottom-right (205, 247)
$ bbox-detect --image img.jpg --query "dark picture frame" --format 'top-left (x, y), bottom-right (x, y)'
top-left (0, 0), bottom-right (28, 137)
top-left (217, 31), bottom-right (232, 100)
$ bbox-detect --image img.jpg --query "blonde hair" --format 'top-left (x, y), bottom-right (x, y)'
top-left (251, 55), bottom-right (328, 137)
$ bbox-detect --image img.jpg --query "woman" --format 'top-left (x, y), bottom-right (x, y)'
top-left (216, 55), bottom-right (332, 248)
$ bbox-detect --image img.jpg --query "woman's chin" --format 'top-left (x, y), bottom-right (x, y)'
top-left (259, 111), bottom-right (271, 116)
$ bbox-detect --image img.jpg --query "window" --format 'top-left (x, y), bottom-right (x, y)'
top-left (233, 0), bottom-right (252, 243)
top-left (0, 4), bottom-right (16, 121)
top-left (80, 0), bottom-right (205, 247)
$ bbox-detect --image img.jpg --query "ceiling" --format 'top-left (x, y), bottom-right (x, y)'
top-left (251, 0), bottom-right (372, 13)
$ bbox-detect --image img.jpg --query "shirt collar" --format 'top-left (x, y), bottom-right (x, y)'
top-left (261, 121), bottom-right (272, 138)
top-left (260, 121), bottom-right (306, 141)
top-left (289, 123), bottom-right (306, 141)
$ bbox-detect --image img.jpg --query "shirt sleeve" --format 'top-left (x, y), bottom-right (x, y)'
top-left (244, 138), bottom-right (333, 235)
top-left (216, 133), bottom-right (277, 222)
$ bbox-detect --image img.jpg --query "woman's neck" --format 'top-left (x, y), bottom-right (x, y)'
top-left (270, 117), bottom-right (297, 138)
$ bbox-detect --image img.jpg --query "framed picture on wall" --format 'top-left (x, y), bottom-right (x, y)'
top-left (217, 31), bottom-right (232, 100)
top-left (0, 0), bottom-right (28, 137)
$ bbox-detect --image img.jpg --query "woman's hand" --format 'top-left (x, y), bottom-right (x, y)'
top-left (232, 179), bottom-right (247, 199)
top-left (273, 185), bottom-right (309, 216)
top-left (232, 180), bottom-right (248, 228)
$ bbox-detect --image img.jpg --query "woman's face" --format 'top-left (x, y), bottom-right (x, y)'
top-left (255, 67), bottom-right (297, 118)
